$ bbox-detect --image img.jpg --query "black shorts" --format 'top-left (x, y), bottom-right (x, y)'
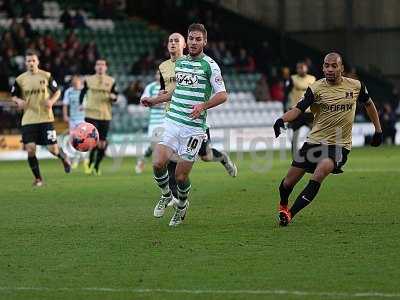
top-left (289, 112), bottom-right (314, 131)
top-left (292, 142), bottom-right (350, 174)
top-left (85, 118), bottom-right (110, 141)
top-left (198, 128), bottom-right (211, 157)
top-left (21, 122), bottom-right (57, 145)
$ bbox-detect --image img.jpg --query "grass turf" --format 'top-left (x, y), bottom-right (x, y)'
top-left (0, 146), bottom-right (399, 300)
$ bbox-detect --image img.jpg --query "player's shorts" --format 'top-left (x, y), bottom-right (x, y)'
top-left (147, 123), bottom-right (165, 142)
top-left (159, 120), bottom-right (207, 162)
top-left (289, 112), bottom-right (314, 131)
top-left (198, 127), bottom-right (211, 157)
top-left (21, 122), bottom-right (57, 145)
top-left (85, 117), bottom-right (110, 141)
top-left (69, 119), bottom-right (85, 131)
top-left (292, 142), bottom-right (350, 174)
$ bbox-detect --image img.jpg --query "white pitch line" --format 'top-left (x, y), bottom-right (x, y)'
top-left (0, 287), bottom-right (400, 298)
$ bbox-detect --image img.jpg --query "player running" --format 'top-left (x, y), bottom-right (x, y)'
top-left (79, 59), bottom-right (118, 175)
top-left (11, 49), bottom-right (71, 186)
top-left (157, 32), bottom-right (237, 197)
top-left (142, 24), bottom-right (229, 226)
top-left (273, 52), bottom-right (383, 226)
top-left (63, 75), bottom-right (90, 171)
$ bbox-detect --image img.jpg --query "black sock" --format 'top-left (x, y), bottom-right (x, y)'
top-left (153, 167), bottom-right (171, 197)
top-left (290, 180), bottom-right (321, 217)
top-left (167, 161), bottom-right (177, 198)
top-left (89, 148), bottom-right (97, 167)
top-left (28, 156), bottom-right (41, 180)
top-left (211, 148), bottom-right (225, 164)
top-left (279, 179), bottom-right (293, 206)
top-left (57, 148), bottom-right (67, 161)
top-left (177, 179), bottom-right (191, 208)
top-left (94, 148), bottom-right (105, 170)
top-left (144, 146), bottom-right (153, 158)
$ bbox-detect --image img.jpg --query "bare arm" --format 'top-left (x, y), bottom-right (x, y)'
top-left (273, 87), bottom-right (315, 137)
top-left (45, 89), bottom-right (61, 109)
top-left (141, 91), bottom-right (173, 107)
top-left (364, 99), bottom-right (382, 132)
top-left (190, 91), bottom-right (228, 119)
top-left (281, 107), bottom-right (302, 123)
top-left (63, 105), bottom-right (69, 122)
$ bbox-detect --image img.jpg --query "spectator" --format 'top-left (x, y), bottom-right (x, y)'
top-left (380, 103), bottom-right (397, 145)
top-left (254, 74), bottom-right (271, 102)
top-left (21, 14), bottom-right (34, 38)
top-left (281, 66), bottom-right (292, 111)
top-left (124, 80), bottom-right (144, 105)
top-left (73, 9), bottom-right (87, 28)
top-left (236, 48), bottom-right (256, 73)
top-left (60, 8), bottom-right (74, 29)
top-left (270, 77), bottom-right (285, 102)
top-left (13, 27), bottom-right (28, 55)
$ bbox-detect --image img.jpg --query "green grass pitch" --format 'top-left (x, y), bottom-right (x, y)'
top-left (0, 146), bottom-right (399, 300)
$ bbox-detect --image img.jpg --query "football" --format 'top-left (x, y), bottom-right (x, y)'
top-left (70, 122), bottom-right (99, 152)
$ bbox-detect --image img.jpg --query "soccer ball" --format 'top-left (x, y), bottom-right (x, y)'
top-left (70, 122), bottom-right (99, 152)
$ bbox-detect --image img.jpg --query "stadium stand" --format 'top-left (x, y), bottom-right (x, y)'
top-left (0, 0), bottom-right (398, 137)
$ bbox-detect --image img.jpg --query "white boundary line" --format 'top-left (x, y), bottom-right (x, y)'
top-left (0, 287), bottom-right (399, 298)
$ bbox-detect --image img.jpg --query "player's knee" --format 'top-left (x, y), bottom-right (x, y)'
top-left (175, 172), bottom-right (188, 184)
top-left (313, 159), bottom-right (334, 182)
top-left (152, 159), bottom-right (166, 171)
top-left (26, 147), bottom-right (36, 157)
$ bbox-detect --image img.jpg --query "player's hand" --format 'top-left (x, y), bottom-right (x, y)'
top-left (190, 103), bottom-right (206, 119)
top-left (141, 97), bottom-right (154, 107)
top-left (44, 99), bottom-right (53, 109)
top-left (370, 131), bottom-right (383, 147)
top-left (110, 93), bottom-right (117, 102)
top-left (273, 118), bottom-right (285, 138)
top-left (14, 99), bottom-right (26, 110)
top-left (63, 116), bottom-right (69, 122)
top-left (158, 89), bottom-right (168, 96)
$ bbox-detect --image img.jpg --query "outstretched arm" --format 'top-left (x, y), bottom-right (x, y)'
top-left (274, 87), bottom-right (314, 137)
top-left (190, 91), bottom-right (228, 119)
top-left (364, 99), bottom-right (382, 133)
top-left (357, 82), bottom-right (383, 146)
top-left (364, 99), bottom-right (383, 146)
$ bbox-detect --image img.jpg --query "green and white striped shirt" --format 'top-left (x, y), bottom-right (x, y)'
top-left (141, 81), bottom-right (164, 126)
top-left (166, 54), bottom-right (226, 130)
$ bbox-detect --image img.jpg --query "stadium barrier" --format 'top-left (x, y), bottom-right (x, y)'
top-left (1, 123), bottom-right (399, 161)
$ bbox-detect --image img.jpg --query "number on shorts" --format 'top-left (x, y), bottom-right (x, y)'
top-left (47, 130), bottom-right (57, 142)
top-left (187, 137), bottom-right (199, 150)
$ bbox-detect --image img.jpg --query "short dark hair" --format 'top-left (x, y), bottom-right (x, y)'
top-left (188, 23), bottom-right (207, 40)
top-left (25, 49), bottom-right (39, 58)
top-left (96, 58), bottom-right (107, 64)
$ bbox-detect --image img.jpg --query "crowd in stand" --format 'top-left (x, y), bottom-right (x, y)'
top-left (0, 18), bottom-right (100, 90)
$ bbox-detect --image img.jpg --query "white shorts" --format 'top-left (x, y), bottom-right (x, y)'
top-left (159, 120), bottom-right (207, 162)
top-left (147, 123), bottom-right (165, 142)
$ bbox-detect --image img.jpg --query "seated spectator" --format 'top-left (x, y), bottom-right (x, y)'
top-left (73, 9), bottom-right (87, 28)
top-left (270, 77), bottom-right (285, 102)
top-left (254, 74), bottom-right (271, 102)
top-left (60, 8), bottom-right (74, 29)
top-left (380, 103), bottom-right (397, 145)
top-left (124, 80), bottom-right (144, 105)
top-left (236, 48), bottom-right (256, 73)
top-left (21, 14), bottom-right (34, 38)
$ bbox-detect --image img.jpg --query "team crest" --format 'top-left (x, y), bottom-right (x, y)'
top-left (345, 91), bottom-right (354, 99)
